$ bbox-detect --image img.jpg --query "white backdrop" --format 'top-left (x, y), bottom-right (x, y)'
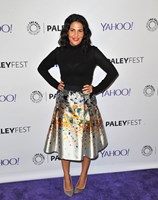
top-left (0, 0), bottom-right (158, 183)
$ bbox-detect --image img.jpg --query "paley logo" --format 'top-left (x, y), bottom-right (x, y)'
top-left (27, 21), bottom-right (41, 35)
top-left (0, 61), bottom-right (28, 68)
top-left (143, 85), bottom-right (157, 97)
top-left (0, 24), bottom-right (12, 33)
top-left (146, 18), bottom-right (158, 31)
top-left (0, 157), bottom-right (20, 166)
top-left (27, 21), bottom-right (63, 35)
top-left (46, 153), bottom-right (60, 163)
top-left (109, 57), bottom-right (144, 65)
top-left (30, 91), bottom-right (43, 103)
top-left (46, 24), bottom-right (63, 32)
top-left (32, 153), bottom-right (45, 165)
top-left (0, 94), bottom-right (16, 102)
top-left (101, 22), bottom-right (133, 31)
top-left (102, 88), bottom-right (131, 97)
top-left (0, 126), bottom-right (31, 134)
top-left (30, 91), bottom-right (57, 103)
top-left (105, 119), bottom-right (142, 127)
top-left (141, 145), bottom-right (155, 156)
top-left (100, 149), bottom-right (130, 157)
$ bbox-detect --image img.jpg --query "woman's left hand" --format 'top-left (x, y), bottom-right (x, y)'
top-left (82, 85), bottom-right (93, 94)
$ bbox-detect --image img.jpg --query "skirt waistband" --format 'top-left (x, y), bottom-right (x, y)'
top-left (64, 85), bottom-right (83, 92)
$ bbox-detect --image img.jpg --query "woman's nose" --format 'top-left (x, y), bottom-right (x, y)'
top-left (74, 31), bottom-right (78, 37)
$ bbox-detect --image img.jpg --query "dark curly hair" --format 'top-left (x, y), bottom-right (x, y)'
top-left (58, 14), bottom-right (92, 51)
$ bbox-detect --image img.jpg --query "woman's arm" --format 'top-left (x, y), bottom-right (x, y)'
top-left (92, 47), bottom-right (119, 95)
top-left (37, 47), bottom-right (59, 89)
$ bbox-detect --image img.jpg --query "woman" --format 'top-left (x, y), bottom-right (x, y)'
top-left (38, 14), bottom-right (119, 197)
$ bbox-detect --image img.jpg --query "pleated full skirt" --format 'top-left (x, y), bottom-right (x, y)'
top-left (44, 89), bottom-right (108, 161)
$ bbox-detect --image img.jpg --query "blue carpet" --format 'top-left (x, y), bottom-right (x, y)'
top-left (0, 169), bottom-right (158, 200)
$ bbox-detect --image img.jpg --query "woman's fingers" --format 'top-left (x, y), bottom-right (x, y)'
top-left (58, 81), bottom-right (65, 90)
top-left (58, 83), bottom-right (92, 93)
top-left (82, 85), bottom-right (93, 94)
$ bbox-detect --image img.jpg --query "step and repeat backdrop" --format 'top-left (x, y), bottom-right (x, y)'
top-left (0, 0), bottom-right (158, 183)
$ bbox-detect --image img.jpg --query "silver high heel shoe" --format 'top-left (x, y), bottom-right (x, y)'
top-left (74, 176), bottom-right (87, 194)
top-left (63, 176), bottom-right (73, 197)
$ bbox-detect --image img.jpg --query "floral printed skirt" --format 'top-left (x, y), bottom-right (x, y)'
top-left (44, 89), bottom-right (108, 161)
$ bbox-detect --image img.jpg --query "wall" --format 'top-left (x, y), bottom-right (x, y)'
top-left (0, 0), bottom-right (158, 183)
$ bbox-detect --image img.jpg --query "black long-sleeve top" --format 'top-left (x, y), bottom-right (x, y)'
top-left (38, 43), bottom-right (119, 95)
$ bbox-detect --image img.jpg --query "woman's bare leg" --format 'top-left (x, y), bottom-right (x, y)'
top-left (76, 156), bottom-right (91, 188)
top-left (61, 159), bottom-right (72, 190)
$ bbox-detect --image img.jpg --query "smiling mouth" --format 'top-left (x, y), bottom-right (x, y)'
top-left (72, 38), bottom-right (79, 41)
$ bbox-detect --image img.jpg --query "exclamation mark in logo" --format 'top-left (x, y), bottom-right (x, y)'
top-left (14, 94), bottom-right (16, 102)
top-left (127, 149), bottom-right (130, 156)
top-left (10, 24), bottom-right (12, 33)
top-left (130, 22), bottom-right (133, 30)
top-left (128, 88), bottom-right (131, 96)
top-left (17, 158), bottom-right (20, 165)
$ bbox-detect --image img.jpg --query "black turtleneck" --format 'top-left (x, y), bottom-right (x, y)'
top-left (37, 44), bottom-right (119, 95)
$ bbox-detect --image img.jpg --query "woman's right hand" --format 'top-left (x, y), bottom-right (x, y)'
top-left (58, 81), bottom-right (65, 91)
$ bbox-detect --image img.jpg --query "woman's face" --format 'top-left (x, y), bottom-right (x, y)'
top-left (68, 21), bottom-right (84, 46)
